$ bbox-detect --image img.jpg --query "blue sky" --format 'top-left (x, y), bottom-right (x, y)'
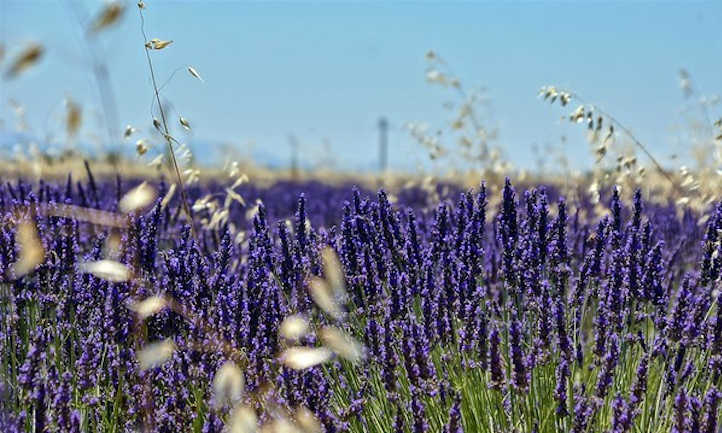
top-left (1, 1), bottom-right (721, 172)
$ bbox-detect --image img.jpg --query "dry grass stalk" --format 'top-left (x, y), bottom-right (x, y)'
top-left (539, 86), bottom-right (675, 187)
top-left (136, 3), bottom-right (197, 238)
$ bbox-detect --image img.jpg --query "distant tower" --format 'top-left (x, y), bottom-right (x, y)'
top-left (288, 134), bottom-right (299, 179)
top-left (378, 117), bottom-right (388, 172)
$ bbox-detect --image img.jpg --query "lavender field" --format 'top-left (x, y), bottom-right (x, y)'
top-left (3, 1), bottom-right (722, 432)
top-left (1, 171), bottom-right (721, 433)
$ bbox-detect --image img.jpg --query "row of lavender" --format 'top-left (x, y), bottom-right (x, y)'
top-left (0, 174), bottom-right (720, 432)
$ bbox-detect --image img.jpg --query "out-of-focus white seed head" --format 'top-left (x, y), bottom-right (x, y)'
top-left (319, 327), bottom-right (364, 364)
top-left (676, 197), bottom-right (691, 206)
top-left (260, 417), bottom-right (301, 433)
top-left (89, 1), bottom-right (125, 33)
top-left (230, 173), bottom-right (249, 189)
top-left (185, 168), bottom-right (201, 185)
top-left (65, 99), bottom-right (82, 137)
top-left (103, 230), bottom-right (123, 259)
top-left (309, 277), bottom-right (344, 320)
top-left (245, 199), bottom-right (263, 221)
top-left (226, 405), bottom-right (257, 433)
top-left (207, 209), bottom-right (230, 230)
top-left (137, 339), bottom-right (175, 370)
top-left (320, 247), bottom-right (346, 298)
top-left (213, 361), bottom-right (244, 409)
top-left (234, 230), bottom-right (246, 246)
top-left (5, 43), bottom-right (44, 79)
top-left (280, 347), bottom-right (333, 370)
top-left (149, 154), bottom-right (164, 168)
top-left (225, 187), bottom-right (246, 207)
top-left (295, 407), bottom-right (322, 433)
top-left (79, 260), bottom-right (131, 282)
top-left (425, 69), bottom-right (446, 85)
top-left (160, 183), bottom-right (176, 210)
top-left (279, 315), bottom-right (310, 341)
top-left (10, 221), bottom-right (45, 278)
top-left (129, 296), bottom-right (167, 320)
top-left (119, 182), bottom-right (156, 213)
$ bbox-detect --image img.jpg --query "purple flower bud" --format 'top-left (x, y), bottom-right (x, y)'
top-left (702, 386), bottom-right (722, 433)
top-left (411, 392), bottom-right (429, 433)
top-left (488, 322), bottom-right (504, 389)
top-left (443, 394), bottom-right (463, 433)
top-left (571, 389), bottom-right (596, 433)
top-left (555, 357), bottom-right (569, 416)
top-left (610, 394), bottom-right (632, 433)
top-left (595, 333), bottom-right (620, 399)
top-left (509, 313), bottom-right (528, 392)
top-left (629, 354), bottom-right (649, 409)
top-left (673, 389), bottom-right (689, 433)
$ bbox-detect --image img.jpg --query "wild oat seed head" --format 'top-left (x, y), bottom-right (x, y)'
top-left (65, 99), bottom-right (82, 137)
top-left (103, 231), bottom-right (123, 258)
top-left (224, 187), bottom-right (246, 207)
top-left (426, 69), bottom-right (446, 85)
top-left (309, 277), bottom-right (344, 320)
top-left (320, 247), bottom-right (346, 297)
top-left (89, 2), bottom-right (126, 33)
top-left (295, 407), bottom-right (322, 433)
top-left (129, 296), bottom-right (167, 320)
top-left (78, 259), bottom-right (131, 282)
top-left (280, 347), bottom-right (333, 370)
top-left (319, 326), bottom-right (365, 363)
top-left (148, 153), bottom-right (164, 168)
top-left (4, 43), bottom-right (44, 79)
top-left (137, 339), bottom-right (175, 370)
top-left (279, 315), bottom-right (310, 341)
top-left (179, 116), bottom-right (191, 131)
top-left (160, 183), bottom-right (177, 210)
top-left (10, 221), bottom-right (45, 278)
top-left (227, 405), bottom-right (257, 433)
top-left (187, 65), bottom-right (204, 82)
top-left (119, 181), bottom-right (156, 213)
top-left (147, 39), bottom-right (173, 50)
top-left (136, 139), bottom-right (148, 156)
top-left (260, 418), bottom-right (301, 433)
top-left (213, 361), bottom-right (245, 408)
